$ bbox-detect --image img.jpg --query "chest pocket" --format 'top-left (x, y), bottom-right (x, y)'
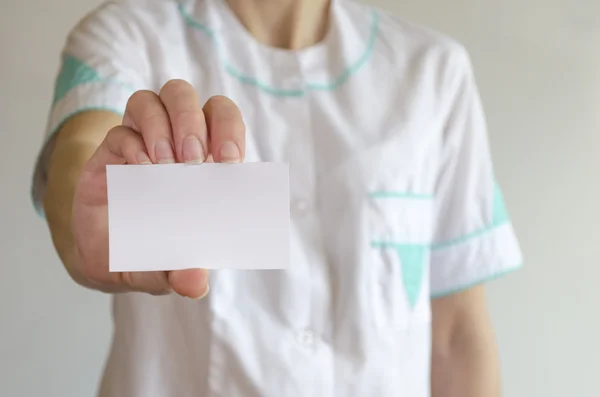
top-left (368, 195), bottom-right (434, 330)
top-left (320, 137), bottom-right (435, 331)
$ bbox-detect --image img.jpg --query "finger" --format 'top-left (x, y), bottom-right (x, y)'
top-left (159, 80), bottom-right (208, 164)
top-left (123, 90), bottom-right (175, 164)
top-left (119, 271), bottom-right (173, 295)
top-left (168, 269), bottom-right (210, 299)
top-left (203, 95), bottom-right (246, 163)
top-left (85, 125), bottom-right (151, 173)
top-left (119, 269), bottom-right (209, 298)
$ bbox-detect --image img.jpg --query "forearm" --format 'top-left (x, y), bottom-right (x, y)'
top-left (43, 111), bottom-right (120, 282)
top-left (431, 322), bottom-right (501, 397)
top-left (431, 287), bottom-right (501, 397)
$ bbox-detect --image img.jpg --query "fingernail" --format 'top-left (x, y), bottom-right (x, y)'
top-left (219, 141), bottom-right (241, 163)
top-left (193, 284), bottom-right (210, 300)
top-left (155, 140), bottom-right (175, 164)
top-left (137, 152), bottom-right (152, 165)
top-left (182, 136), bottom-right (205, 164)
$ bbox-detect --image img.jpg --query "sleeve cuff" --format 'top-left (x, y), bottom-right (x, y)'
top-left (429, 222), bottom-right (523, 298)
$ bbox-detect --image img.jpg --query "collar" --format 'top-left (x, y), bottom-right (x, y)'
top-left (177, 0), bottom-right (379, 96)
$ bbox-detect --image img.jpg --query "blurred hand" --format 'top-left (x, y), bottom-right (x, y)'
top-left (71, 80), bottom-right (246, 298)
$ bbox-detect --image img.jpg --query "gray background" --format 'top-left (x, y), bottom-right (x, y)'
top-left (1, 0), bottom-right (599, 396)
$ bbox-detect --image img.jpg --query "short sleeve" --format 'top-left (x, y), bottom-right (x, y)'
top-left (429, 46), bottom-right (523, 298)
top-left (31, 1), bottom-right (150, 215)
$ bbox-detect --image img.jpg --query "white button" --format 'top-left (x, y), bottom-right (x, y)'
top-left (297, 330), bottom-right (315, 347)
top-left (291, 199), bottom-right (310, 217)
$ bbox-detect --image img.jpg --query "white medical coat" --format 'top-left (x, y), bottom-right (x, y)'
top-left (32, 0), bottom-right (523, 396)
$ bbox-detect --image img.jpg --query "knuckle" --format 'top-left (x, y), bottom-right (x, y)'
top-left (106, 126), bottom-right (129, 145)
top-left (171, 108), bottom-right (204, 132)
top-left (149, 289), bottom-right (172, 297)
top-left (105, 126), bottom-right (123, 146)
top-left (140, 111), bottom-right (168, 128)
top-left (118, 271), bottom-right (135, 289)
top-left (78, 261), bottom-right (105, 284)
top-left (106, 125), bottom-right (123, 138)
top-left (105, 126), bottom-right (140, 155)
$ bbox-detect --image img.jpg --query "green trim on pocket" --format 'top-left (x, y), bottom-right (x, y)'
top-left (430, 263), bottom-right (523, 299)
top-left (371, 241), bottom-right (428, 310)
top-left (371, 241), bottom-right (429, 249)
top-left (371, 217), bottom-right (511, 252)
top-left (395, 245), bottom-right (428, 309)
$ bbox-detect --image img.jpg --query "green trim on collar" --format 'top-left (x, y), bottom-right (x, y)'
top-left (178, 3), bottom-right (379, 96)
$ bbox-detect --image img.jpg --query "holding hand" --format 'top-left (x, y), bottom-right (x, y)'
top-left (70, 80), bottom-right (246, 298)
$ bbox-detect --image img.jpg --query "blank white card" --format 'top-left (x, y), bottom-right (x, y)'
top-left (106, 163), bottom-right (290, 272)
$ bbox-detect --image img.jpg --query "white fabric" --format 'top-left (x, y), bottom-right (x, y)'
top-left (32, 0), bottom-right (523, 396)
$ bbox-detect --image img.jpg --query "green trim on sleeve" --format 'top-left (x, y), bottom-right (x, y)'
top-left (431, 183), bottom-right (512, 250)
top-left (52, 55), bottom-right (138, 105)
top-left (430, 263), bottom-right (523, 299)
top-left (53, 55), bottom-right (102, 104)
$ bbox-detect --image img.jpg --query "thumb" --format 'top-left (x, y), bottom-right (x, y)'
top-left (168, 269), bottom-right (210, 299)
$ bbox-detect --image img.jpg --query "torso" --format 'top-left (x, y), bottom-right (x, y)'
top-left (98, 1), bottom-right (466, 395)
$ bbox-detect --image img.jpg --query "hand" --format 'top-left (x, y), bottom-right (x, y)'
top-left (71, 80), bottom-right (246, 298)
